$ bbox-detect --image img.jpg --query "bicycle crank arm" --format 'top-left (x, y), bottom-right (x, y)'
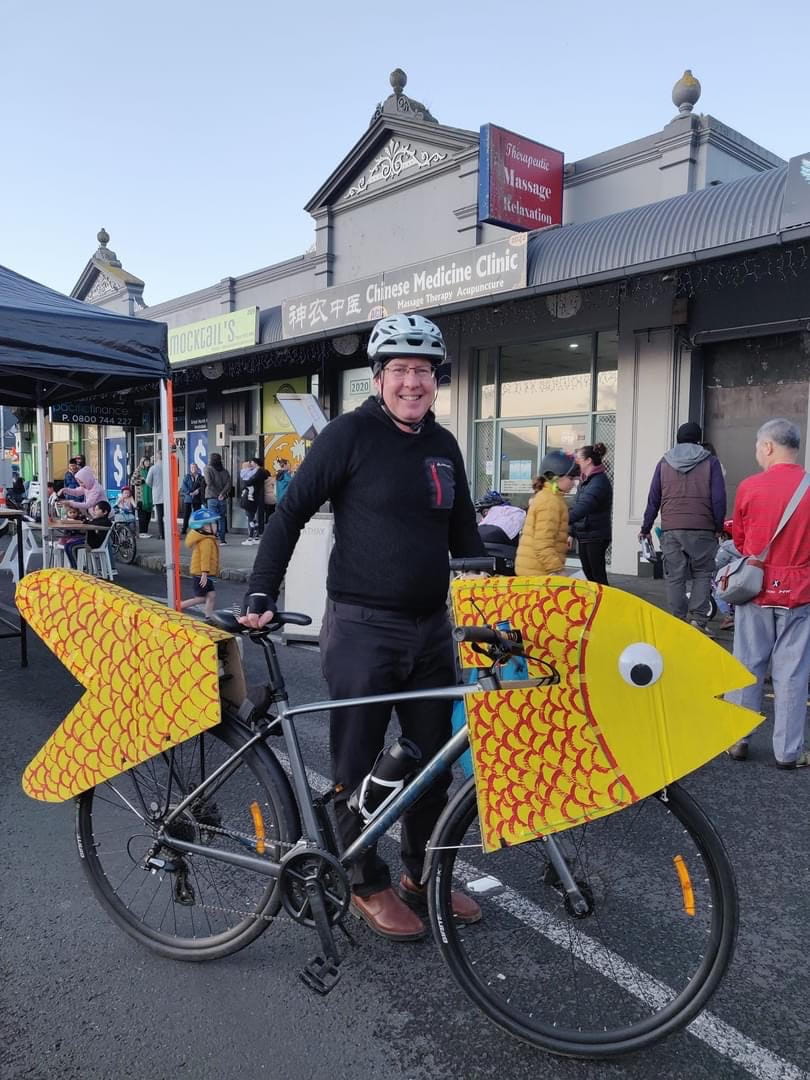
top-left (299, 881), bottom-right (342, 995)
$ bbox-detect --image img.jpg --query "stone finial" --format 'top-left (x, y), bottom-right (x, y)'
top-left (390, 68), bottom-right (407, 94)
top-left (672, 70), bottom-right (701, 116)
top-left (370, 69), bottom-right (438, 126)
top-left (94, 227), bottom-right (122, 267)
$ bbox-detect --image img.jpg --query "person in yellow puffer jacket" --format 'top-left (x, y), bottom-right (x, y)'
top-left (181, 507), bottom-right (221, 617)
top-left (515, 450), bottom-right (580, 576)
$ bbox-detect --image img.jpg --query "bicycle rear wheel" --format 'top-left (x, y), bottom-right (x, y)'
top-left (76, 720), bottom-right (300, 961)
top-left (428, 780), bottom-right (737, 1058)
top-left (110, 522), bottom-right (136, 564)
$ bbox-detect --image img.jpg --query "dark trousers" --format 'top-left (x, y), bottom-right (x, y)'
top-left (155, 503), bottom-right (165, 540)
top-left (578, 538), bottom-right (610, 584)
top-left (136, 504), bottom-right (151, 534)
top-left (247, 500), bottom-right (267, 538)
top-left (182, 503), bottom-right (192, 534)
top-left (319, 600), bottom-right (455, 896)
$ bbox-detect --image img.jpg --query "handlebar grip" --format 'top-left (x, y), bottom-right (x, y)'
top-left (449, 557), bottom-right (497, 574)
top-left (453, 626), bottom-right (497, 644)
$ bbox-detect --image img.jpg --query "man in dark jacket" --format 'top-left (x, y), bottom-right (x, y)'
top-left (640, 421), bottom-right (726, 631)
top-left (240, 314), bottom-right (484, 941)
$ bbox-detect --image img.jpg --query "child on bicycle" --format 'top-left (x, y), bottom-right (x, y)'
top-left (181, 507), bottom-right (220, 617)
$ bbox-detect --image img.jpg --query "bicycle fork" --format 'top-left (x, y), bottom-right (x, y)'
top-left (541, 835), bottom-right (591, 917)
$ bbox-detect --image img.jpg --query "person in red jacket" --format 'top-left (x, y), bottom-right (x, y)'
top-left (726, 418), bottom-right (810, 769)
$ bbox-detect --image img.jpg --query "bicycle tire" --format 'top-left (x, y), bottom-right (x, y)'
top-left (76, 719), bottom-right (300, 961)
top-left (110, 522), bottom-right (136, 564)
top-left (427, 779), bottom-right (737, 1058)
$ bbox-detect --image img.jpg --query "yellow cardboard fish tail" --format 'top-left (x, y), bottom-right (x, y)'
top-left (16, 569), bottom-right (233, 802)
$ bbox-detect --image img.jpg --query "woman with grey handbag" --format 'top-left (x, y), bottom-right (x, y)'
top-left (724, 419), bottom-right (810, 769)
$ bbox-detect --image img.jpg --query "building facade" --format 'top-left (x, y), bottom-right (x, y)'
top-left (62, 68), bottom-right (810, 571)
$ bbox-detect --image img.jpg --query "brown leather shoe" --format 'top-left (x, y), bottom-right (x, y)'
top-left (399, 874), bottom-right (482, 925)
top-left (350, 887), bottom-right (427, 941)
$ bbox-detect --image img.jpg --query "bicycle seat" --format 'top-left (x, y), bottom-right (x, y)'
top-left (208, 610), bottom-right (312, 636)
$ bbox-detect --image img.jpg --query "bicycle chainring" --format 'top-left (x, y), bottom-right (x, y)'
top-left (278, 847), bottom-right (350, 928)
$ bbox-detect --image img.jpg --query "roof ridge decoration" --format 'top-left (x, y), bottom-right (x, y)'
top-left (344, 136), bottom-right (449, 200)
top-left (370, 68), bottom-right (438, 126)
top-left (93, 227), bottom-right (123, 268)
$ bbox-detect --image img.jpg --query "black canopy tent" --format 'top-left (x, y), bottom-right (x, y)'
top-left (0, 265), bottom-right (179, 640)
top-left (0, 263), bottom-right (168, 403)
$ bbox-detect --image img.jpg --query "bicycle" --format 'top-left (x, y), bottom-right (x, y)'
top-left (74, 557), bottom-right (738, 1059)
top-left (109, 516), bottom-right (137, 564)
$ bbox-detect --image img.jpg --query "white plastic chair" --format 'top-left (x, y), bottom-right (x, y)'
top-left (76, 530), bottom-right (116, 580)
top-left (21, 520), bottom-right (43, 574)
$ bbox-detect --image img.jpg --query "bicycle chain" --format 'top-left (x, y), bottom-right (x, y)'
top-left (150, 818), bottom-right (299, 924)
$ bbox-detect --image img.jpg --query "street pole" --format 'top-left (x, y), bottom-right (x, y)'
top-left (159, 379), bottom-right (181, 609)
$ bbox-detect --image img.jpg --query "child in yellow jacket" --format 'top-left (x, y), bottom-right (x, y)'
top-left (515, 451), bottom-right (580, 576)
top-left (181, 507), bottom-right (221, 617)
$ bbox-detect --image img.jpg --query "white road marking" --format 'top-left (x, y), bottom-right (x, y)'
top-left (275, 750), bottom-right (808, 1079)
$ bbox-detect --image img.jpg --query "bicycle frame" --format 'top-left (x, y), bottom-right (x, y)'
top-left (155, 651), bottom-right (584, 908)
top-left (157, 682), bottom-right (479, 877)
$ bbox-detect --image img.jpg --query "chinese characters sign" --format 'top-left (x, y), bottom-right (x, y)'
top-left (478, 124), bottom-right (564, 232)
top-left (281, 235), bottom-right (527, 339)
top-left (168, 307), bottom-right (259, 365)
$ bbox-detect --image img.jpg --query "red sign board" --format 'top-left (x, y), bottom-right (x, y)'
top-left (478, 124), bottom-right (564, 232)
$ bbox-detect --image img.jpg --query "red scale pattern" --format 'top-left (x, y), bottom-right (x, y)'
top-left (452, 578), bottom-right (637, 851)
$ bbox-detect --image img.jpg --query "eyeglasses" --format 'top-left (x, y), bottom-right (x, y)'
top-left (384, 365), bottom-right (435, 381)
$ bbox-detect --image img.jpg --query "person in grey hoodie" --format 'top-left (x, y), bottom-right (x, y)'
top-left (640, 421), bottom-right (726, 631)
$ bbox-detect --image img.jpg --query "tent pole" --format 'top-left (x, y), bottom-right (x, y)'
top-left (159, 380), bottom-right (181, 609)
top-left (36, 407), bottom-right (49, 547)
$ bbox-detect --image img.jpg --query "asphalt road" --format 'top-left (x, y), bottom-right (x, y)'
top-left (1, 565), bottom-right (808, 1080)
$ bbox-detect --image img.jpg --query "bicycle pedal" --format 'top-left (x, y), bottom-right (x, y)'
top-left (299, 955), bottom-right (341, 995)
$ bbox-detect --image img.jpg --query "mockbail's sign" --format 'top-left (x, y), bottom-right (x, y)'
top-left (478, 124), bottom-right (564, 232)
top-left (168, 306), bottom-right (259, 365)
top-left (282, 235), bottom-right (527, 339)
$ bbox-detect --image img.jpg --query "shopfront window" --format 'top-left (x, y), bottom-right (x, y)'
top-left (473, 331), bottom-right (618, 508)
top-left (499, 335), bottom-right (592, 418)
top-left (477, 350), bottom-right (496, 419)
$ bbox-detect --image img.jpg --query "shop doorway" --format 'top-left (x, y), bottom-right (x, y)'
top-left (229, 436), bottom-right (260, 532)
top-left (495, 417), bottom-right (588, 507)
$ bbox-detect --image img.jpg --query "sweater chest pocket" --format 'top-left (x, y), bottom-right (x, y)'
top-left (424, 457), bottom-right (456, 510)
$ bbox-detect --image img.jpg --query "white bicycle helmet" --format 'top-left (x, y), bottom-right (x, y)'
top-left (367, 314), bottom-right (446, 370)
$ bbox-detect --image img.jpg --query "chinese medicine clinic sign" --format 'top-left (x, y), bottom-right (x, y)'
top-left (282, 235), bottom-right (527, 339)
top-left (168, 307), bottom-right (259, 365)
top-left (478, 123), bottom-right (564, 232)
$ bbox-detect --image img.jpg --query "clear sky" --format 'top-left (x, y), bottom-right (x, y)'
top-left (1, 0), bottom-right (807, 307)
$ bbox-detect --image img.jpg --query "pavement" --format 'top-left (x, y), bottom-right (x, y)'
top-left (2, 559), bottom-right (807, 1080)
top-left (134, 526), bottom-right (675, 603)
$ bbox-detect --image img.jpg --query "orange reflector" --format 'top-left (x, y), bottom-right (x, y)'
top-left (673, 854), bottom-right (695, 916)
top-left (250, 801), bottom-right (266, 855)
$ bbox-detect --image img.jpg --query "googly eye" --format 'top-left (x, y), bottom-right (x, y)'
top-left (618, 643), bottom-right (664, 688)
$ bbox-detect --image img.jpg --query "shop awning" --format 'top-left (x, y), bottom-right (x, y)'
top-left (0, 264), bottom-right (169, 406)
top-left (527, 166), bottom-right (791, 287)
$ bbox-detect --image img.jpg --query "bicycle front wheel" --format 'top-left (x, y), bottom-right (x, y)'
top-left (428, 780), bottom-right (737, 1058)
top-left (76, 720), bottom-right (300, 961)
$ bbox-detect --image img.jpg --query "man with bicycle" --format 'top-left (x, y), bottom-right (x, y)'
top-left (240, 314), bottom-right (485, 940)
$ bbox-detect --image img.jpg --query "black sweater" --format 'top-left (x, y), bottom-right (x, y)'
top-left (568, 467), bottom-right (613, 541)
top-left (248, 397), bottom-right (484, 613)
